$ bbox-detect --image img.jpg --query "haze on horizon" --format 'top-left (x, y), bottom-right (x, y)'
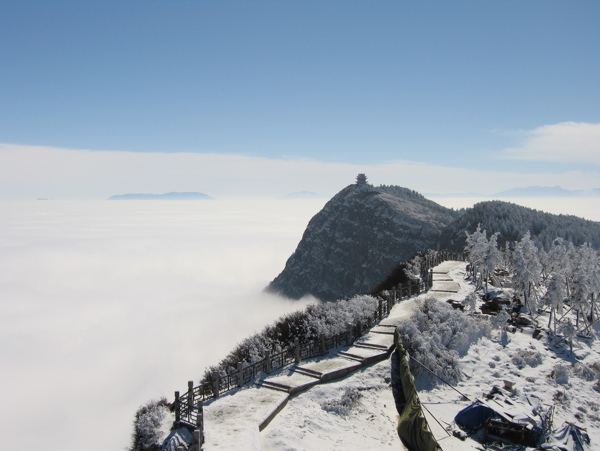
top-left (1, 2), bottom-right (599, 200)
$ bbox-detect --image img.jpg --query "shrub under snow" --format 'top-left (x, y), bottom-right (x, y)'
top-left (201, 295), bottom-right (380, 383)
top-left (511, 348), bottom-right (544, 369)
top-left (321, 387), bottom-right (363, 416)
top-left (397, 297), bottom-right (490, 388)
top-left (129, 398), bottom-right (173, 451)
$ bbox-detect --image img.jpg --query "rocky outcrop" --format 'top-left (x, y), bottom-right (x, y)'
top-left (268, 183), bottom-right (456, 301)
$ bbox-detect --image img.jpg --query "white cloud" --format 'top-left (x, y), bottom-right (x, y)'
top-left (1, 142), bottom-right (599, 200)
top-left (501, 122), bottom-right (600, 164)
top-left (0, 200), bottom-right (320, 450)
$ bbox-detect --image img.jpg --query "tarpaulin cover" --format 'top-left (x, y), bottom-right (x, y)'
top-left (392, 330), bottom-right (441, 451)
top-left (454, 401), bottom-right (498, 434)
top-left (540, 423), bottom-right (590, 451)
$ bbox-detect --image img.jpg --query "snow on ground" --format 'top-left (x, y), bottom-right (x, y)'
top-left (258, 262), bottom-right (476, 451)
top-left (260, 359), bottom-right (401, 450)
top-left (199, 262), bottom-right (600, 451)
top-left (422, 264), bottom-right (600, 449)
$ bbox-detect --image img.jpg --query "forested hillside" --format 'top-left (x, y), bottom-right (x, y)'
top-left (440, 200), bottom-right (600, 252)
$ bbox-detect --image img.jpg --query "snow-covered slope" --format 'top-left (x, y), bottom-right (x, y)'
top-left (268, 184), bottom-right (456, 301)
top-left (261, 262), bottom-right (599, 450)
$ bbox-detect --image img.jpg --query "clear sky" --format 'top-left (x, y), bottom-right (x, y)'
top-left (1, 1), bottom-right (599, 198)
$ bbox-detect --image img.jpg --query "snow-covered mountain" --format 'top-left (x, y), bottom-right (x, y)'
top-left (267, 183), bottom-right (457, 301)
top-left (269, 183), bottom-right (600, 302)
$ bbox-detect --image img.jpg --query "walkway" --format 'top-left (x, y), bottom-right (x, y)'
top-left (200, 262), bottom-right (466, 450)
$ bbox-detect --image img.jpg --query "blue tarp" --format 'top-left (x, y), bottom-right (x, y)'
top-left (454, 401), bottom-right (498, 434)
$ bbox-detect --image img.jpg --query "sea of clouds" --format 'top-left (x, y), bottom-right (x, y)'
top-left (0, 199), bottom-right (324, 451)
top-left (1, 196), bottom-right (599, 451)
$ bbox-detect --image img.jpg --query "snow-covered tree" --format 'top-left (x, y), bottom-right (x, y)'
top-left (559, 318), bottom-right (576, 355)
top-left (541, 272), bottom-right (567, 333)
top-left (569, 243), bottom-right (600, 333)
top-left (483, 232), bottom-right (503, 293)
top-left (541, 238), bottom-right (568, 282)
top-left (511, 232), bottom-right (542, 315)
top-left (464, 225), bottom-right (489, 289)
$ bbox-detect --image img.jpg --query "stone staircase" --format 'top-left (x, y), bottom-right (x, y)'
top-left (199, 262), bottom-right (464, 450)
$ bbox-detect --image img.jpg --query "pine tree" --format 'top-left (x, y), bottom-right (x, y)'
top-left (542, 272), bottom-right (567, 333)
top-left (483, 232), bottom-right (503, 293)
top-left (511, 232), bottom-right (542, 315)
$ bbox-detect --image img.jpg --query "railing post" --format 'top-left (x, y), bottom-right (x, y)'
top-left (237, 362), bottom-right (244, 387)
top-left (320, 334), bottom-right (327, 355)
top-left (174, 391), bottom-right (180, 423)
top-left (196, 400), bottom-right (204, 446)
top-left (294, 337), bottom-right (300, 364)
top-left (193, 430), bottom-right (201, 451)
top-left (187, 381), bottom-right (194, 416)
top-left (211, 372), bottom-right (219, 398)
top-left (378, 298), bottom-right (383, 320)
top-left (265, 351), bottom-right (271, 373)
top-left (398, 283), bottom-right (403, 299)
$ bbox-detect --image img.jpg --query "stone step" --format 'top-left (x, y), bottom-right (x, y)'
top-left (259, 372), bottom-right (320, 396)
top-left (369, 325), bottom-right (396, 335)
top-left (259, 380), bottom-right (291, 393)
top-left (377, 317), bottom-right (402, 327)
top-left (339, 346), bottom-right (389, 365)
top-left (296, 357), bottom-right (363, 383)
top-left (355, 331), bottom-right (395, 351)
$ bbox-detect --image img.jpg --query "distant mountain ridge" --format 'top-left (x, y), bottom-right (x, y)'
top-left (108, 192), bottom-right (213, 200)
top-left (494, 186), bottom-right (585, 197)
top-left (428, 185), bottom-right (600, 198)
top-left (269, 181), bottom-right (600, 302)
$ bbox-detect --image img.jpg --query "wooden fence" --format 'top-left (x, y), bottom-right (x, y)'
top-left (172, 251), bottom-right (463, 447)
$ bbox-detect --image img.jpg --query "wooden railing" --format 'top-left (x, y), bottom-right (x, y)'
top-left (172, 251), bottom-right (464, 447)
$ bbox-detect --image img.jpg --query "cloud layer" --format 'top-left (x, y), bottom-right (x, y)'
top-left (1, 136), bottom-right (599, 201)
top-left (0, 199), bottom-right (322, 450)
top-left (502, 122), bottom-right (600, 164)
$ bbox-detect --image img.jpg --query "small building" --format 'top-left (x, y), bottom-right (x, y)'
top-left (356, 173), bottom-right (368, 186)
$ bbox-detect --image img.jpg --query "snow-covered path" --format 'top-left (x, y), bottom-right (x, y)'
top-left (199, 261), bottom-right (469, 450)
top-left (259, 261), bottom-right (474, 450)
top-left (199, 259), bottom-right (600, 450)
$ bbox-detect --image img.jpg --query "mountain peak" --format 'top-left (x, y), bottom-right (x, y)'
top-left (267, 184), bottom-right (456, 301)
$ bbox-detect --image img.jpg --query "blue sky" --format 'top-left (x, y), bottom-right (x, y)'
top-left (1, 1), bottom-right (599, 198)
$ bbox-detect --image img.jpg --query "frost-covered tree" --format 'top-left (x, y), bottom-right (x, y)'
top-left (569, 243), bottom-right (600, 333)
top-left (465, 227), bottom-right (504, 293)
top-left (541, 238), bottom-right (568, 282)
top-left (483, 232), bottom-right (503, 293)
top-left (511, 232), bottom-right (542, 315)
top-left (541, 272), bottom-right (567, 333)
top-left (464, 225), bottom-right (489, 289)
top-left (560, 318), bottom-right (576, 355)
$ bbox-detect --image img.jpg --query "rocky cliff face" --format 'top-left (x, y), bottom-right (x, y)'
top-left (268, 184), bottom-right (456, 301)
